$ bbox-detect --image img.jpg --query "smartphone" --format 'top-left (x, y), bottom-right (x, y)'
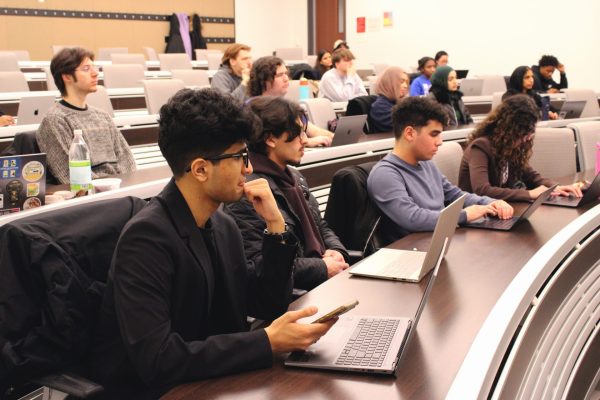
top-left (312, 300), bottom-right (359, 324)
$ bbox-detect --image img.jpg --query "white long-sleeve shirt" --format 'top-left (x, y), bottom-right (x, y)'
top-left (318, 68), bottom-right (367, 102)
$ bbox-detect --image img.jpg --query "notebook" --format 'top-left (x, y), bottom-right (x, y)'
top-left (285, 238), bottom-right (448, 375)
top-left (459, 78), bottom-right (484, 96)
top-left (349, 194), bottom-right (466, 282)
top-left (0, 153), bottom-right (47, 215)
top-left (558, 100), bottom-right (586, 120)
top-left (464, 185), bottom-right (556, 231)
top-left (16, 95), bottom-right (56, 125)
top-left (543, 174), bottom-right (600, 208)
top-left (331, 114), bottom-right (368, 146)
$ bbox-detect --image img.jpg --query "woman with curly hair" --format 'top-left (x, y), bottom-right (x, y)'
top-left (458, 94), bottom-right (582, 201)
top-left (502, 66), bottom-right (558, 120)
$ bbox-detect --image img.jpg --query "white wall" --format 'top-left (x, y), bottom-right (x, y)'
top-left (235, 0), bottom-right (308, 60)
top-left (346, 0), bottom-right (600, 91)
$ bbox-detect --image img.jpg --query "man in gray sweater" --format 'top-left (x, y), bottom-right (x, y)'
top-left (367, 97), bottom-right (513, 244)
top-left (210, 43), bottom-right (252, 102)
top-left (36, 47), bottom-right (136, 184)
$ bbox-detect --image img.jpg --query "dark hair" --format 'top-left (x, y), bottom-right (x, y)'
top-left (222, 43), bottom-right (251, 67)
top-left (391, 97), bottom-right (449, 139)
top-left (434, 50), bottom-right (448, 62)
top-left (247, 96), bottom-right (307, 156)
top-left (417, 56), bottom-right (435, 71)
top-left (469, 94), bottom-right (538, 183)
top-left (331, 49), bottom-right (355, 67)
top-left (158, 88), bottom-right (260, 177)
top-left (314, 49), bottom-right (332, 75)
top-left (538, 55), bottom-right (559, 68)
top-left (50, 47), bottom-right (95, 96)
top-left (248, 56), bottom-right (285, 97)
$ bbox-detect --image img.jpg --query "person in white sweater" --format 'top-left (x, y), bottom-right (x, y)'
top-left (36, 47), bottom-right (136, 184)
top-left (318, 49), bottom-right (367, 102)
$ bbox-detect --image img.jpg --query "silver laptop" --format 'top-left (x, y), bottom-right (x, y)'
top-left (459, 78), bottom-right (484, 96)
top-left (464, 185), bottom-right (556, 231)
top-left (16, 95), bottom-right (56, 125)
top-left (349, 194), bottom-right (466, 282)
top-left (285, 238), bottom-right (448, 375)
top-left (558, 100), bottom-right (586, 119)
top-left (543, 174), bottom-right (600, 208)
top-left (331, 114), bottom-right (368, 146)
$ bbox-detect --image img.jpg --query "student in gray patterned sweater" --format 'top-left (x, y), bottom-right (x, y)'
top-left (36, 47), bottom-right (136, 184)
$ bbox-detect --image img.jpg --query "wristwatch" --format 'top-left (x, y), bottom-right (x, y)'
top-left (264, 223), bottom-right (290, 243)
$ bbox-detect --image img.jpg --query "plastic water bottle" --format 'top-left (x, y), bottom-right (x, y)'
top-left (299, 78), bottom-right (310, 100)
top-left (69, 129), bottom-right (92, 194)
top-left (596, 142), bottom-right (600, 176)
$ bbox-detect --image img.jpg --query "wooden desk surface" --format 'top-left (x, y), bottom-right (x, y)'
top-left (162, 200), bottom-right (594, 400)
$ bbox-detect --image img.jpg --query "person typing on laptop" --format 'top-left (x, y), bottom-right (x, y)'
top-left (248, 56), bottom-right (333, 147)
top-left (90, 89), bottom-right (335, 398)
top-left (35, 47), bottom-right (136, 184)
top-left (367, 96), bottom-right (513, 244)
top-left (226, 96), bottom-right (350, 291)
top-left (458, 95), bottom-right (583, 201)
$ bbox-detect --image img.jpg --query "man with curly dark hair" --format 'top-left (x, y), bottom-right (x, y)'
top-left (367, 96), bottom-right (513, 243)
top-left (531, 54), bottom-right (568, 93)
top-left (90, 88), bottom-right (335, 398)
top-left (458, 94), bottom-right (582, 201)
top-left (247, 56), bottom-right (333, 147)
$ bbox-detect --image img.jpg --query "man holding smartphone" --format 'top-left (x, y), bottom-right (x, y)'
top-left (90, 89), bottom-right (335, 399)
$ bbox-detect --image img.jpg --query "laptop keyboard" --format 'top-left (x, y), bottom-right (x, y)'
top-left (471, 216), bottom-right (515, 229)
top-left (335, 318), bottom-right (400, 367)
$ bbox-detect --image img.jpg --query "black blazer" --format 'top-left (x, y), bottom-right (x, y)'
top-left (91, 179), bottom-right (298, 397)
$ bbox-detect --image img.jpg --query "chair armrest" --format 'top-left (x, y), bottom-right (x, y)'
top-left (32, 373), bottom-right (103, 398)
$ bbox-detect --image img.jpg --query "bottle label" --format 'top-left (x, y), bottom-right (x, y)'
top-left (69, 160), bottom-right (92, 192)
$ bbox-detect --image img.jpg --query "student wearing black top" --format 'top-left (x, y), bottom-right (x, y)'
top-left (531, 54), bottom-right (568, 93)
top-left (502, 66), bottom-right (558, 120)
top-left (312, 49), bottom-right (332, 80)
top-left (427, 65), bottom-right (473, 126)
top-left (90, 89), bottom-right (335, 398)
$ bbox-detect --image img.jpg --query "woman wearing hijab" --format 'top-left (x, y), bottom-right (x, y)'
top-left (428, 65), bottom-right (473, 126)
top-left (369, 66), bottom-right (409, 133)
top-left (502, 66), bottom-right (558, 120)
top-left (458, 94), bottom-right (581, 201)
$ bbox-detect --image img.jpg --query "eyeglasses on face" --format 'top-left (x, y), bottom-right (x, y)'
top-left (185, 147), bottom-right (249, 172)
top-left (76, 64), bottom-right (98, 73)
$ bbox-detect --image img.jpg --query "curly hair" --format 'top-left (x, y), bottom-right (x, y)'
top-left (158, 88), bottom-right (260, 177)
top-left (247, 56), bottom-right (285, 97)
top-left (392, 96), bottom-right (449, 139)
top-left (468, 94), bottom-right (539, 183)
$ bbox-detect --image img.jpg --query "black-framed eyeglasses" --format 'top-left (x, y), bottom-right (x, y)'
top-left (185, 147), bottom-right (249, 172)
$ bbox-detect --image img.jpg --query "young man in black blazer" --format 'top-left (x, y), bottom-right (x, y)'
top-left (91, 89), bottom-right (335, 398)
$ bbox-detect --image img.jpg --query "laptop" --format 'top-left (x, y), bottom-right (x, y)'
top-left (331, 114), bottom-right (368, 146)
top-left (455, 69), bottom-right (469, 79)
top-left (459, 78), bottom-right (484, 96)
top-left (543, 174), bottom-right (600, 208)
top-left (0, 153), bottom-right (47, 215)
top-left (558, 100), bottom-right (586, 120)
top-left (285, 238), bottom-right (448, 375)
top-left (464, 185), bottom-right (556, 231)
top-left (349, 194), bottom-right (466, 282)
top-left (16, 95), bottom-right (56, 125)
